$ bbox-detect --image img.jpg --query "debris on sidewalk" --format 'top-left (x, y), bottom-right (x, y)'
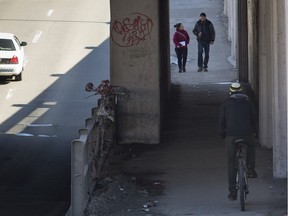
top-left (85, 174), bottom-right (162, 216)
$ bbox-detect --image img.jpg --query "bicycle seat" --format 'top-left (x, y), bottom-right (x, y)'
top-left (234, 138), bottom-right (245, 145)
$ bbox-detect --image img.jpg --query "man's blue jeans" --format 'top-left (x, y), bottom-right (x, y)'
top-left (197, 41), bottom-right (210, 68)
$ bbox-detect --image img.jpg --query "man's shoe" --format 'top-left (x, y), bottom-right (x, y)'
top-left (183, 68), bottom-right (186, 72)
top-left (228, 190), bottom-right (237, 201)
top-left (203, 67), bottom-right (208, 72)
top-left (179, 69), bottom-right (182, 73)
top-left (247, 169), bottom-right (258, 178)
top-left (197, 67), bottom-right (202, 72)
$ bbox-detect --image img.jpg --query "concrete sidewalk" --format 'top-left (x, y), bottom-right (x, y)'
top-left (119, 0), bottom-right (287, 215)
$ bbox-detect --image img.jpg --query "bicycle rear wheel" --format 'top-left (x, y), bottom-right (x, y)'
top-left (238, 160), bottom-right (246, 211)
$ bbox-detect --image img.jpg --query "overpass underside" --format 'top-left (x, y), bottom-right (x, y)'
top-left (109, 0), bottom-right (287, 178)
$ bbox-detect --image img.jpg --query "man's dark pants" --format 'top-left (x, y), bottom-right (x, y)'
top-left (175, 47), bottom-right (188, 69)
top-left (226, 135), bottom-right (256, 192)
top-left (197, 41), bottom-right (210, 68)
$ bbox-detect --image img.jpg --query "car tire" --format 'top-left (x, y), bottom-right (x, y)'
top-left (15, 72), bottom-right (22, 81)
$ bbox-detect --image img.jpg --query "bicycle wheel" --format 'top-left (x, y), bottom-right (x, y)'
top-left (238, 159), bottom-right (246, 211)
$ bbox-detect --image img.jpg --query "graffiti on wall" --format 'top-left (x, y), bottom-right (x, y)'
top-left (111, 13), bottom-right (153, 47)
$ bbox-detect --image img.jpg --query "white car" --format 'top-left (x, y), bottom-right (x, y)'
top-left (0, 33), bottom-right (27, 81)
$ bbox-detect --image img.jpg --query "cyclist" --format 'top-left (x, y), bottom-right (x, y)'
top-left (219, 82), bottom-right (258, 201)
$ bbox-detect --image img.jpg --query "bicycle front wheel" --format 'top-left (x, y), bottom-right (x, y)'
top-left (238, 160), bottom-right (246, 211)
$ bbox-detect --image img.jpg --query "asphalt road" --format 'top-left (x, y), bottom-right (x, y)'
top-left (0, 1), bottom-right (110, 215)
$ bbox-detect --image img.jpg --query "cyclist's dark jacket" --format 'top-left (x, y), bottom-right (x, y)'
top-left (192, 19), bottom-right (215, 43)
top-left (219, 93), bottom-right (258, 137)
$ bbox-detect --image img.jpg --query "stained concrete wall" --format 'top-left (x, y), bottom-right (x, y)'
top-left (258, 0), bottom-right (287, 178)
top-left (110, 0), bottom-right (161, 144)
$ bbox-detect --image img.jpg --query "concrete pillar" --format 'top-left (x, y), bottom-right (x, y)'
top-left (259, 0), bottom-right (272, 149)
top-left (247, 0), bottom-right (259, 92)
top-left (286, 0), bottom-right (288, 179)
top-left (224, 0), bottom-right (237, 68)
top-left (259, 0), bottom-right (287, 178)
top-left (286, 0), bottom-right (288, 178)
top-left (238, 0), bottom-right (249, 82)
top-left (110, 0), bottom-right (161, 144)
top-left (272, 0), bottom-right (287, 178)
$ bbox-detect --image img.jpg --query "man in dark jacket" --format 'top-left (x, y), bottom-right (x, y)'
top-left (219, 82), bottom-right (258, 201)
top-left (192, 12), bottom-right (215, 72)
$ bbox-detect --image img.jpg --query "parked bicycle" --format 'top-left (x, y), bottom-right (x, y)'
top-left (234, 138), bottom-right (249, 211)
top-left (85, 80), bottom-right (128, 183)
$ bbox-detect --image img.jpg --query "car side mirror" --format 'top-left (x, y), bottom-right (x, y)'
top-left (21, 42), bottom-right (27, 46)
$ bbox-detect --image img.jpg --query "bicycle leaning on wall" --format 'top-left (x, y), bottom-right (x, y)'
top-left (85, 80), bottom-right (128, 186)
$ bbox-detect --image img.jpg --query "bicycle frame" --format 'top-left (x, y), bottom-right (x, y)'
top-left (234, 138), bottom-right (249, 211)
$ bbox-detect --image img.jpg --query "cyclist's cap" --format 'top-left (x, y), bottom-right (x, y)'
top-left (200, 12), bottom-right (206, 17)
top-left (230, 82), bottom-right (242, 92)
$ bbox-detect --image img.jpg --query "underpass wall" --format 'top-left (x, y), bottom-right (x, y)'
top-left (223, 0), bottom-right (237, 68)
top-left (247, 0), bottom-right (259, 94)
top-left (258, 0), bottom-right (287, 178)
top-left (224, 0), bottom-right (287, 178)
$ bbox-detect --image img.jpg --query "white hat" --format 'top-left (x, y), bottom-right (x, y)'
top-left (230, 82), bottom-right (242, 92)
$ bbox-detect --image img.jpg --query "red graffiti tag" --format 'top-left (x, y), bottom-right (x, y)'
top-left (112, 13), bottom-right (153, 47)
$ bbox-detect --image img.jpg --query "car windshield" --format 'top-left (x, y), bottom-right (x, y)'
top-left (0, 39), bottom-right (16, 51)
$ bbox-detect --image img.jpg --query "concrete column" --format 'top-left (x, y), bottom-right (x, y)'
top-left (238, 0), bottom-right (249, 82)
top-left (286, 0), bottom-right (288, 178)
top-left (259, 0), bottom-right (287, 178)
top-left (247, 0), bottom-right (259, 92)
top-left (110, 0), bottom-right (160, 144)
top-left (286, 0), bottom-right (288, 179)
top-left (224, 0), bottom-right (237, 68)
top-left (231, 0), bottom-right (237, 69)
top-left (272, 0), bottom-right (287, 178)
top-left (259, 0), bottom-right (273, 148)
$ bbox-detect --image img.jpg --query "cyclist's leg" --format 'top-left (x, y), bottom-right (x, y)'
top-left (226, 136), bottom-right (237, 198)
